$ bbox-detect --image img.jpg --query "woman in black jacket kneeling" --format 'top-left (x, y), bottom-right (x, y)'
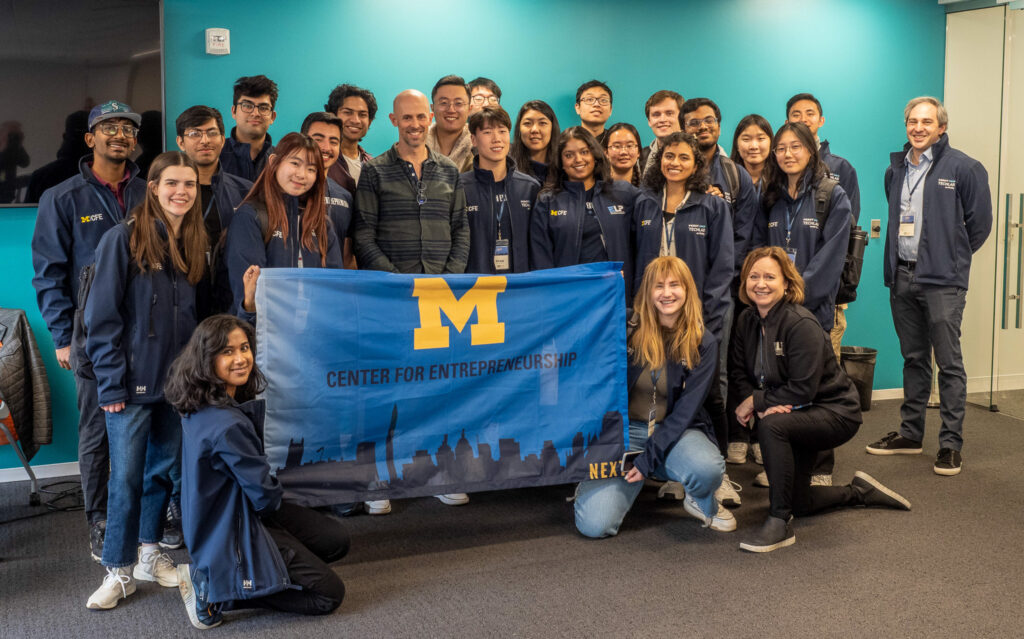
top-left (730, 246), bottom-right (911, 552)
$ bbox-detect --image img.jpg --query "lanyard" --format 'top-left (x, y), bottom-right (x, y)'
top-left (648, 367), bottom-right (663, 435)
top-left (783, 198), bottom-right (801, 248)
top-left (494, 183), bottom-right (509, 240)
top-left (904, 162), bottom-right (928, 201)
top-left (660, 190), bottom-right (690, 257)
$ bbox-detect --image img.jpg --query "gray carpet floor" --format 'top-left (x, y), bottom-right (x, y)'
top-left (1, 399), bottom-right (1023, 638)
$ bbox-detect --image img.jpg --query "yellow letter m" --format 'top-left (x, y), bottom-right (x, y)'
top-left (413, 276), bottom-right (507, 350)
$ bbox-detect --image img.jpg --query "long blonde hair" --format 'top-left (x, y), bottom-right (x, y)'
top-left (630, 256), bottom-right (704, 370)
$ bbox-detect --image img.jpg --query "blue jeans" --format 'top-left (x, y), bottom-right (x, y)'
top-left (101, 402), bottom-right (182, 567)
top-left (574, 420), bottom-right (724, 538)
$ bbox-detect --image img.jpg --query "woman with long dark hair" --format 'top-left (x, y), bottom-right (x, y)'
top-left (603, 122), bottom-right (642, 186)
top-left (636, 131), bottom-right (738, 507)
top-left (165, 315), bottom-right (349, 628)
top-left (225, 132), bottom-right (343, 316)
top-left (729, 114), bottom-right (773, 194)
top-left (756, 121), bottom-right (851, 333)
top-left (509, 100), bottom-right (560, 185)
top-left (83, 151), bottom-right (208, 609)
top-left (529, 126), bottom-right (653, 298)
top-left (730, 247), bottom-right (910, 552)
top-left (574, 257), bottom-right (733, 537)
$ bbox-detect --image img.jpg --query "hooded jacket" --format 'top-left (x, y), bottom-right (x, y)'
top-left (729, 301), bottom-right (861, 423)
top-left (883, 134), bottom-right (992, 289)
top-left (634, 190), bottom-right (734, 342)
top-left (625, 313), bottom-right (717, 477)
top-left (460, 157), bottom-right (541, 274)
top-left (756, 176), bottom-right (852, 331)
top-left (84, 221), bottom-right (199, 406)
top-left (531, 179), bottom-right (652, 300)
top-left (180, 399), bottom-right (291, 604)
top-left (31, 155), bottom-right (145, 348)
top-left (225, 195), bottom-right (343, 316)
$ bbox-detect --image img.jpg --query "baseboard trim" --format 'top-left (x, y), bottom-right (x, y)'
top-left (0, 461), bottom-right (80, 484)
top-left (871, 388), bottom-right (904, 401)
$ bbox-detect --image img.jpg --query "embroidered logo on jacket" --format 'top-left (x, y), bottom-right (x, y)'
top-left (774, 342), bottom-right (784, 356)
top-left (325, 197), bottom-right (350, 207)
top-left (136, 385), bottom-right (147, 394)
top-left (80, 214), bottom-right (104, 223)
top-left (607, 205), bottom-right (625, 215)
top-left (937, 178), bottom-right (956, 190)
top-left (466, 205), bottom-right (479, 212)
top-left (802, 218), bottom-right (820, 230)
top-left (550, 210), bottom-right (567, 216)
top-left (273, 230), bottom-right (284, 239)
top-left (687, 223), bottom-right (706, 236)
top-left (520, 200), bottom-right (531, 208)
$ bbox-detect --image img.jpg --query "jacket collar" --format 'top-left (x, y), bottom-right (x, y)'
top-left (471, 156), bottom-right (517, 184)
top-left (892, 132), bottom-right (950, 168)
top-left (78, 154), bottom-right (140, 186)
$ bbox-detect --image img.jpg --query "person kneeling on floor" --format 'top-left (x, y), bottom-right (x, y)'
top-left (574, 256), bottom-right (735, 538)
top-left (164, 313), bottom-right (349, 629)
top-left (730, 247), bottom-right (911, 553)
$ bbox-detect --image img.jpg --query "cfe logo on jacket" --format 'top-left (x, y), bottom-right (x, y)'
top-left (412, 276), bottom-right (506, 350)
top-left (80, 214), bottom-right (104, 223)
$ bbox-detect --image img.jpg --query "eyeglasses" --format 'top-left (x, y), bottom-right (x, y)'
top-left (182, 128), bottom-right (223, 140)
top-left (774, 143), bottom-right (806, 156)
top-left (608, 143), bottom-right (638, 152)
top-left (96, 123), bottom-right (138, 137)
top-left (579, 96), bottom-right (611, 106)
top-left (435, 99), bottom-right (468, 110)
top-left (684, 116), bottom-right (718, 129)
top-left (236, 100), bottom-right (273, 116)
top-left (470, 95), bottom-right (499, 106)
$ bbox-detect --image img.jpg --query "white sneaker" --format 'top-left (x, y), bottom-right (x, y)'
top-left (435, 493), bottom-right (469, 506)
top-left (683, 495), bottom-right (737, 532)
top-left (715, 474), bottom-right (742, 507)
top-left (753, 470), bottom-right (769, 487)
top-left (810, 474), bottom-right (833, 486)
top-left (365, 499), bottom-right (392, 515)
top-left (726, 442), bottom-right (748, 465)
top-left (657, 481), bottom-right (685, 501)
top-left (751, 443), bottom-right (764, 465)
top-left (133, 546), bottom-right (178, 587)
top-left (86, 566), bottom-right (135, 610)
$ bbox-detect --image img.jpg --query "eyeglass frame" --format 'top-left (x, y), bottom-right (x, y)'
top-left (182, 128), bottom-right (224, 140)
top-left (235, 100), bottom-right (274, 116)
top-left (94, 123), bottom-right (139, 138)
top-left (684, 116), bottom-right (719, 129)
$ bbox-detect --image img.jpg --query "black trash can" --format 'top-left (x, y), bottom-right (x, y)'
top-left (840, 346), bottom-right (877, 412)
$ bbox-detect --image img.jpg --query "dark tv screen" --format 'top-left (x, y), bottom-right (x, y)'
top-left (0, 0), bottom-right (162, 206)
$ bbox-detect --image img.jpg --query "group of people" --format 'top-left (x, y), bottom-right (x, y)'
top-left (28, 71), bottom-right (991, 628)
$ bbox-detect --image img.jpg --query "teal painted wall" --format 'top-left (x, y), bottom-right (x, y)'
top-left (0, 0), bottom-right (947, 469)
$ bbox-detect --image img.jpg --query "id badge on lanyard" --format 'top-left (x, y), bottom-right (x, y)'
top-left (494, 239), bottom-right (510, 272)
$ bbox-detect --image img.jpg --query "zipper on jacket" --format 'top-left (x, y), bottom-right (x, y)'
top-left (148, 293), bottom-right (157, 337)
top-left (172, 268), bottom-right (179, 348)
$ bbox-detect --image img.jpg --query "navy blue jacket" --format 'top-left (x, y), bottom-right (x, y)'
top-left (757, 178), bottom-right (852, 331)
top-left (326, 177), bottom-right (354, 249)
top-left (209, 169), bottom-right (253, 232)
top-left (225, 195), bottom-right (344, 316)
top-left (199, 169), bottom-right (252, 318)
top-left (634, 190), bottom-right (734, 342)
top-left (531, 180), bottom-right (651, 299)
top-left (180, 399), bottom-right (290, 604)
top-left (31, 156), bottom-right (145, 348)
top-left (219, 128), bottom-right (274, 182)
top-left (626, 315), bottom-right (718, 477)
top-left (820, 140), bottom-right (861, 224)
top-left (883, 134), bottom-right (992, 290)
top-left (84, 222), bottom-right (198, 405)
top-left (708, 151), bottom-right (759, 277)
top-left (461, 157), bottom-right (541, 274)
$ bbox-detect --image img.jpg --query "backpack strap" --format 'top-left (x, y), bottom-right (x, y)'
top-left (719, 155), bottom-right (740, 202)
top-left (251, 200), bottom-right (271, 244)
top-left (814, 176), bottom-right (840, 231)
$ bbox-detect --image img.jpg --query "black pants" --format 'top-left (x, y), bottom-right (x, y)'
top-left (230, 501), bottom-right (349, 616)
top-left (758, 406), bottom-right (859, 520)
top-left (69, 319), bottom-right (108, 526)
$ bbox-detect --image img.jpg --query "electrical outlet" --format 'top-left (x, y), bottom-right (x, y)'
top-left (871, 219), bottom-right (881, 239)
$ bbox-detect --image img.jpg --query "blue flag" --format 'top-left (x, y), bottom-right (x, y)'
top-left (255, 263), bottom-right (627, 505)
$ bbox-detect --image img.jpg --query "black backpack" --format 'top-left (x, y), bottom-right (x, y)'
top-left (813, 177), bottom-right (867, 305)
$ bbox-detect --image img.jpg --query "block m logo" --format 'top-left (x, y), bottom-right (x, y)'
top-left (413, 276), bottom-right (506, 350)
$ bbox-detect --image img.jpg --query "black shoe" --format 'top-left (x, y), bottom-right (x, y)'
top-left (934, 448), bottom-right (962, 476)
top-left (160, 500), bottom-right (184, 550)
top-left (865, 431), bottom-right (923, 455)
top-left (177, 564), bottom-right (223, 630)
top-left (851, 471), bottom-right (911, 510)
top-left (739, 516), bottom-right (795, 553)
top-left (326, 502), bottom-right (364, 518)
top-left (89, 520), bottom-right (106, 563)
